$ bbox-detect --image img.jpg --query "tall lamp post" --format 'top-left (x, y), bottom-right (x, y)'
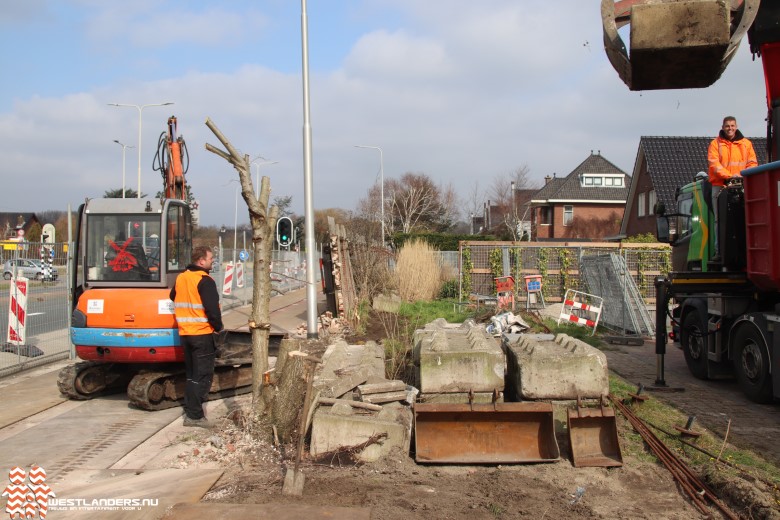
top-left (354, 145), bottom-right (384, 245)
top-left (250, 156), bottom-right (279, 196)
top-left (108, 102), bottom-right (174, 198)
top-left (113, 140), bottom-right (135, 198)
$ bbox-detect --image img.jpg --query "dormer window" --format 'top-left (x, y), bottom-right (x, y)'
top-left (581, 174), bottom-right (623, 187)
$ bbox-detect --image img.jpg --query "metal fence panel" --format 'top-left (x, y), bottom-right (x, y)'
top-left (0, 242), bottom-right (71, 376)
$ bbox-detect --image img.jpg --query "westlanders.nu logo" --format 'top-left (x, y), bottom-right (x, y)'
top-left (1, 466), bottom-right (56, 519)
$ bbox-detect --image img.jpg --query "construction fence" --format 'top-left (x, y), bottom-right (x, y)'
top-left (458, 241), bottom-right (671, 336)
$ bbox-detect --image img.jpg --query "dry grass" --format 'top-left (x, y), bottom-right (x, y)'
top-left (395, 239), bottom-right (442, 302)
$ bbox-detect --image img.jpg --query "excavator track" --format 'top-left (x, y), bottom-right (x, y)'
top-left (126, 362), bottom-right (254, 411)
top-left (57, 361), bottom-right (134, 400)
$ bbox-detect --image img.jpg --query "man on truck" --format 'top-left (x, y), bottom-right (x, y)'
top-left (707, 116), bottom-right (757, 259)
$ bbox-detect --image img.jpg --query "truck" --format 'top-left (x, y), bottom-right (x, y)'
top-left (604, 0), bottom-right (780, 402)
top-left (58, 116), bottom-right (253, 409)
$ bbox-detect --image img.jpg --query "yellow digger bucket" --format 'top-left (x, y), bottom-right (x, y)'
top-left (567, 397), bottom-right (623, 468)
top-left (414, 402), bottom-right (560, 464)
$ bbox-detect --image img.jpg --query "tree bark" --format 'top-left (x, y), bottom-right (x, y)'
top-left (272, 352), bottom-right (309, 443)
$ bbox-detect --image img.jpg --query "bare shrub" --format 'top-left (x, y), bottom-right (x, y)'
top-left (396, 239), bottom-right (442, 302)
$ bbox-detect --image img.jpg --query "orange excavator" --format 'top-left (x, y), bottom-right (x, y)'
top-left (58, 116), bottom-right (254, 409)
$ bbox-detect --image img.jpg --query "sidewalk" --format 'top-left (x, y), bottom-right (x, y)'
top-left (603, 338), bottom-right (780, 467)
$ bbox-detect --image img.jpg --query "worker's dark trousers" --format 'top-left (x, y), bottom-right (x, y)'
top-left (181, 334), bottom-right (216, 420)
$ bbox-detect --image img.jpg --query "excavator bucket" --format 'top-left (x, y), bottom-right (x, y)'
top-left (567, 397), bottom-right (623, 468)
top-left (414, 402), bottom-right (560, 464)
top-left (601, 0), bottom-right (759, 90)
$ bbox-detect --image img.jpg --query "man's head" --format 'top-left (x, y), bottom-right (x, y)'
top-left (722, 116), bottom-right (738, 140)
top-left (192, 246), bottom-right (214, 271)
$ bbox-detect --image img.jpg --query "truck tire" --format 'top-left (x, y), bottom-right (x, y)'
top-left (733, 324), bottom-right (772, 404)
top-left (681, 310), bottom-right (708, 379)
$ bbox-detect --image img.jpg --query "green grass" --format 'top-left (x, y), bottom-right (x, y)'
top-left (397, 299), bottom-right (471, 325)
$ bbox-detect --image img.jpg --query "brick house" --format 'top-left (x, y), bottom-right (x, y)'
top-left (619, 136), bottom-right (768, 239)
top-left (528, 152), bottom-right (630, 241)
top-left (0, 213), bottom-right (40, 240)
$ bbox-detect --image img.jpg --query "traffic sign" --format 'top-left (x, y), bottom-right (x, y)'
top-left (239, 250), bottom-right (249, 262)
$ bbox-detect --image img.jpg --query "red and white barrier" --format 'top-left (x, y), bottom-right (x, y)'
top-left (7, 277), bottom-right (28, 345)
top-left (222, 262), bottom-right (234, 296)
top-left (557, 289), bottom-right (603, 336)
top-left (236, 262), bottom-right (244, 288)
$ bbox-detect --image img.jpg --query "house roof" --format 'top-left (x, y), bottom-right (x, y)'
top-left (530, 152), bottom-right (630, 203)
top-left (629, 136), bottom-right (768, 214)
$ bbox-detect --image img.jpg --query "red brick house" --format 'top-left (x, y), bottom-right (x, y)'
top-left (619, 136), bottom-right (767, 239)
top-left (528, 152), bottom-right (629, 241)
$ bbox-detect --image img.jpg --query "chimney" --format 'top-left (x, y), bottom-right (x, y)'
top-left (544, 175), bottom-right (551, 184)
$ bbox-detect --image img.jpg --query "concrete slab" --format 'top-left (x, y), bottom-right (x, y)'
top-left (0, 365), bottom-right (69, 428)
top-left (503, 333), bottom-right (609, 400)
top-left (417, 324), bottom-right (504, 394)
top-left (163, 502), bottom-right (372, 519)
top-left (417, 391), bottom-right (500, 404)
top-left (47, 468), bottom-right (222, 520)
top-left (0, 396), bottom-right (182, 479)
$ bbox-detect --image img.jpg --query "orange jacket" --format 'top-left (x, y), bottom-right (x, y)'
top-left (707, 133), bottom-right (757, 187)
top-left (173, 269), bottom-right (217, 335)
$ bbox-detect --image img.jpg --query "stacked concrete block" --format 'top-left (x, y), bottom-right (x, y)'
top-left (503, 333), bottom-right (609, 400)
top-left (415, 320), bottom-right (504, 401)
top-left (314, 340), bottom-right (385, 398)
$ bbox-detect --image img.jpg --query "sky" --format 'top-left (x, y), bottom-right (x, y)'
top-left (0, 0), bottom-right (769, 228)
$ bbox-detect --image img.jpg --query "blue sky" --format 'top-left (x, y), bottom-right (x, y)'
top-left (0, 1), bottom-right (768, 228)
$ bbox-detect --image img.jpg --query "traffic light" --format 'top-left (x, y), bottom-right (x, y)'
top-left (276, 217), bottom-right (294, 247)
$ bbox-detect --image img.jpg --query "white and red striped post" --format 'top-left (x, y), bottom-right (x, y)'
top-left (222, 262), bottom-right (234, 295)
top-left (236, 262), bottom-right (244, 288)
top-left (7, 277), bottom-right (29, 345)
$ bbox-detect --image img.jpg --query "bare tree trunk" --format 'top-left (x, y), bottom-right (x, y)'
top-left (204, 117), bottom-right (278, 421)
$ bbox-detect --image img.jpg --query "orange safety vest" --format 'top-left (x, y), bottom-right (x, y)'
top-left (707, 136), bottom-right (757, 187)
top-left (173, 270), bottom-right (216, 336)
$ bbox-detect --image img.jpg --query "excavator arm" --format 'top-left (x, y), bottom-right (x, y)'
top-left (152, 116), bottom-right (189, 200)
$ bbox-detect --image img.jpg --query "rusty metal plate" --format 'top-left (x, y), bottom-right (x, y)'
top-left (414, 402), bottom-right (560, 464)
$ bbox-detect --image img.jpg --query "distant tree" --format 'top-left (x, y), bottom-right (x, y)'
top-left (487, 165), bottom-right (535, 240)
top-left (272, 196), bottom-right (293, 217)
top-left (26, 222), bottom-right (42, 243)
top-left (314, 208), bottom-right (351, 244)
top-left (104, 188), bottom-right (146, 198)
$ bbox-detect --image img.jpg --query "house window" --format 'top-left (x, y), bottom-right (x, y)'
top-left (593, 177), bottom-right (602, 186)
top-left (563, 205), bottom-right (574, 226)
top-left (540, 207), bottom-right (551, 225)
top-left (605, 178), bottom-right (613, 186)
top-left (584, 177), bottom-right (594, 186)
top-left (638, 192), bottom-right (646, 217)
top-left (614, 177), bottom-right (623, 187)
top-left (648, 190), bottom-right (657, 215)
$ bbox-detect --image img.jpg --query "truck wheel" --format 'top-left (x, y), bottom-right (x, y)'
top-left (733, 324), bottom-right (772, 403)
top-left (681, 311), bottom-right (708, 379)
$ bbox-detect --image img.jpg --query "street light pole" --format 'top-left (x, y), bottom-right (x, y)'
top-left (108, 102), bottom-right (174, 198)
top-left (113, 140), bottom-right (135, 199)
top-left (354, 145), bottom-right (384, 245)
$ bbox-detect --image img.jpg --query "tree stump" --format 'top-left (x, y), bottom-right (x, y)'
top-left (271, 351), bottom-right (309, 444)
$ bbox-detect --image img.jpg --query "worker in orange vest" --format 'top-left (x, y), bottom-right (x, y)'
top-left (707, 116), bottom-right (757, 260)
top-left (170, 245), bottom-right (223, 428)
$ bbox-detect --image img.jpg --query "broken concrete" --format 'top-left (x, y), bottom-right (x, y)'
top-left (503, 333), bottom-right (609, 400)
top-left (416, 322), bottom-right (504, 395)
top-left (372, 293), bottom-right (401, 313)
top-left (314, 340), bottom-right (385, 398)
top-left (309, 402), bottom-right (412, 462)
